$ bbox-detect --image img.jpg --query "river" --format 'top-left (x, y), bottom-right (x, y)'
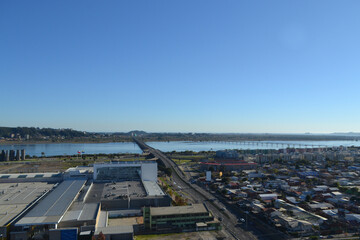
top-left (0, 142), bottom-right (142, 157)
top-left (0, 140), bottom-right (359, 157)
top-left (146, 140), bottom-right (360, 152)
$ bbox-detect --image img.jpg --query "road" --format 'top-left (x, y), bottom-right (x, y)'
top-left (134, 138), bottom-right (277, 240)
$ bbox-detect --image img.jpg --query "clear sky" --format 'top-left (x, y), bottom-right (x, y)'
top-left (1, 1), bottom-right (360, 133)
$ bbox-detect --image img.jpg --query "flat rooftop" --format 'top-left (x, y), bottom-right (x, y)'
top-left (108, 216), bottom-right (143, 227)
top-left (150, 204), bottom-right (208, 216)
top-left (61, 202), bottom-right (99, 222)
top-left (142, 180), bottom-right (165, 196)
top-left (95, 225), bottom-right (133, 235)
top-left (61, 182), bottom-right (99, 223)
top-left (0, 182), bottom-right (53, 205)
top-left (0, 182), bottom-right (54, 226)
top-left (65, 166), bottom-right (93, 173)
top-left (85, 181), bottom-right (146, 203)
top-left (16, 179), bottom-right (86, 226)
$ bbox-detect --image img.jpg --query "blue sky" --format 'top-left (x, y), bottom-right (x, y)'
top-left (1, 1), bottom-right (360, 133)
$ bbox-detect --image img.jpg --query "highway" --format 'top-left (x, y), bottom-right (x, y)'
top-left (133, 138), bottom-right (286, 240)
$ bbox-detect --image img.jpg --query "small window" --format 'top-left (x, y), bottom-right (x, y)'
top-left (18, 175), bottom-right (27, 178)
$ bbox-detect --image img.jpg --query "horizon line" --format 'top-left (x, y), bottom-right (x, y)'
top-left (2, 126), bottom-right (360, 135)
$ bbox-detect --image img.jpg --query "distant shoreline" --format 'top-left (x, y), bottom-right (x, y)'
top-left (0, 137), bottom-right (358, 146)
top-left (0, 139), bottom-right (133, 145)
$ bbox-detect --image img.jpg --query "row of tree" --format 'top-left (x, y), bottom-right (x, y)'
top-left (0, 127), bottom-right (88, 138)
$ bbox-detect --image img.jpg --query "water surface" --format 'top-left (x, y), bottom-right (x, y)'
top-left (0, 142), bottom-right (142, 157)
top-left (1, 140), bottom-right (358, 157)
top-left (146, 140), bottom-right (360, 152)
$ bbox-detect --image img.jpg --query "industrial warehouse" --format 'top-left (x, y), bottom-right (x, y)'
top-left (0, 161), bottom-right (218, 240)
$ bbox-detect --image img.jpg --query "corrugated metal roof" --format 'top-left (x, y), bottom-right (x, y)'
top-left (16, 180), bottom-right (85, 226)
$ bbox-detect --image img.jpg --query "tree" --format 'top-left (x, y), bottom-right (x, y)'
top-left (163, 185), bottom-right (169, 192)
top-left (175, 195), bottom-right (186, 206)
top-left (309, 236), bottom-right (319, 240)
top-left (350, 187), bottom-right (359, 195)
top-left (254, 177), bottom-right (261, 182)
top-left (281, 191), bottom-right (286, 199)
top-left (164, 167), bottom-right (172, 177)
top-left (268, 175), bottom-right (276, 180)
top-left (92, 232), bottom-right (106, 240)
top-left (210, 184), bottom-right (218, 191)
top-left (97, 232), bottom-right (106, 240)
top-left (305, 194), bottom-right (312, 202)
top-left (222, 177), bottom-right (230, 185)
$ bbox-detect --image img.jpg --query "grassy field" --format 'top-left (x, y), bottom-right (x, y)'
top-left (0, 151), bottom-right (203, 175)
top-left (0, 155), bottom-right (148, 173)
top-left (172, 159), bottom-right (192, 164)
top-left (169, 154), bottom-right (209, 160)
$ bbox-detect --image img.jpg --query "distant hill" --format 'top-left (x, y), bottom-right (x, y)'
top-left (1, 126), bottom-right (359, 142)
top-left (0, 127), bottom-right (87, 139)
top-left (331, 132), bottom-right (360, 136)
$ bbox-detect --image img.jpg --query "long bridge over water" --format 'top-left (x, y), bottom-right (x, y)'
top-left (198, 140), bottom-right (340, 149)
